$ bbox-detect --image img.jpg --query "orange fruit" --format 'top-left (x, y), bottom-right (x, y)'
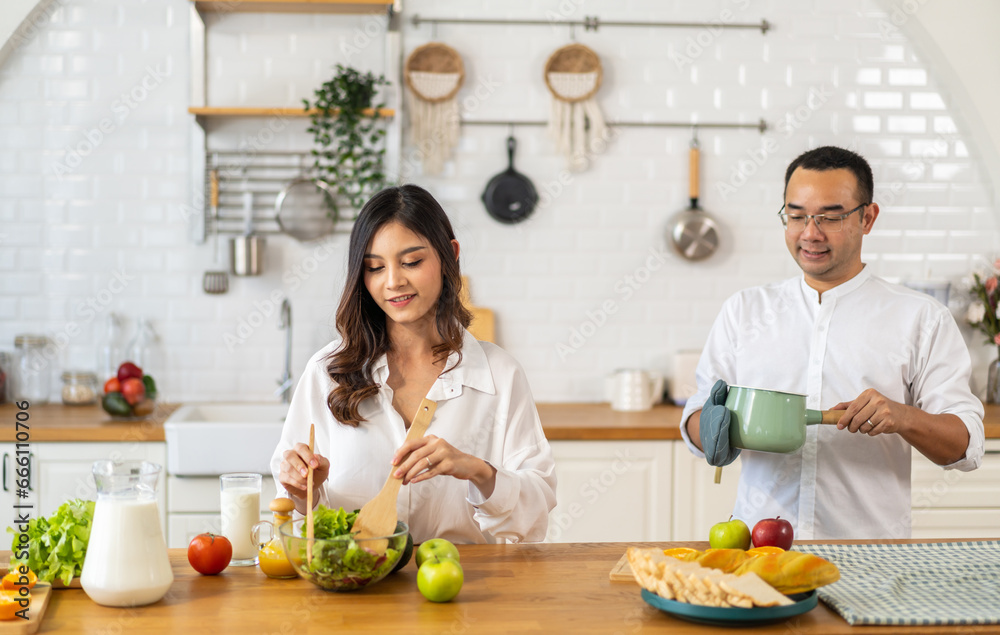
top-left (746, 546), bottom-right (785, 558)
top-left (0, 590), bottom-right (26, 621)
top-left (662, 547), bottom-right (700, 560)
top-left (1, 568), bottom-right (36, 591)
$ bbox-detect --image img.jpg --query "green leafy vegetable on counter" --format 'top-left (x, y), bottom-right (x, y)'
top-left (298, 505), bottom-right (402, 589)
top-left (7, 498), bottom-right (95, 586)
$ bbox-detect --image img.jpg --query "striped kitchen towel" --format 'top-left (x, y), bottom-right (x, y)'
top-left (797, 541), bottom-right (1000, 626)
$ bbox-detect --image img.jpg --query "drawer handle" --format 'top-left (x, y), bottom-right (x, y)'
top-left (1, 453), bottom-right (7, 492)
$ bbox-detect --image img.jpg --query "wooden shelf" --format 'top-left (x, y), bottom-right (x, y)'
top-left (188, 106), bottom-right (395, 117)
top-left (193, 0), bottom-right (393, 14)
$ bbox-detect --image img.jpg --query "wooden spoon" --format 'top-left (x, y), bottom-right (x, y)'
top-left (352, 398), bottom-right (438, 554)
top-left (306, 424), bottom-right (315, 563)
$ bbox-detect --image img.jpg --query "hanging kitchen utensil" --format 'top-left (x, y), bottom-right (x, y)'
top-left (481, 135), bottom-right (538, 224)
top-left (668, 135), bottom-right (720, 261)
top-left (202, 169), bottom-right (229, 294)
top-left (404, 42), bottom-right (464, 175)
top-left (544, 43), bottom-right (608, 171)
top-left (352, 399), bottom-right (438, 555)
top-left (275, 177), bottom-right (338, 242)
top-left (231, 186), bottom-right (264, 276)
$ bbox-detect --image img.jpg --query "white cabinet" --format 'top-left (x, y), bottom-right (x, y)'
top-left (545, 440), bottom-right (672, 543)
top-left (166, 475), bottom-right (278, 548)
top-left (671, 444), bottom-right (742, 541)
top-left (911, 439), bottom-right (1000, 539)
top-left (32, 442), bottom-right (168, 533)
top-left (0, 443), bottom-right (38, 524)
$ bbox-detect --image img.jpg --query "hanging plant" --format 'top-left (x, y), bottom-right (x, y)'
top-left (303, 64), bottom-right (390, 212)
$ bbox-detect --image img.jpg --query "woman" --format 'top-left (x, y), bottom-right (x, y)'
top-left (271, 184), bottom-right (557, 544)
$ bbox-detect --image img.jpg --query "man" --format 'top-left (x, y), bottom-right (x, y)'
top-left (681, 146), bottom-right (984, 540)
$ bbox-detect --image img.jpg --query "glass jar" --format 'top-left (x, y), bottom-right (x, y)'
top-left (14, 334), bottom-right (51, 405)
top-left (61, 370), bottom-right (99, 406)
top-left (0, 352), bottom-right (10, 404)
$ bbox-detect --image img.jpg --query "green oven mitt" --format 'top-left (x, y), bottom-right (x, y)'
top-left (700, 379), bottom-right (741, 467)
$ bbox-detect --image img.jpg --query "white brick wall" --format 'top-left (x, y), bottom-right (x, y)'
top-left (0, 0), bottom-right (997, 404)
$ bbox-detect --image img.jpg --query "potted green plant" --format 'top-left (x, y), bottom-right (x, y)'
top-left (303, 64), bottom-right (390, 213)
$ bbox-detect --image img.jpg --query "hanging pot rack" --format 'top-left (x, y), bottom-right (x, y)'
top-left (411, 15), bottom-right (771, 35)
top-left (459, 119), bottom-right (768, 133)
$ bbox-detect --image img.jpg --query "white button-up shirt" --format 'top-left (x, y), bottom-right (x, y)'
top-left (270, 330), bottom-right (557, 544)
top-left (681, 267), bottom-right (985, 539)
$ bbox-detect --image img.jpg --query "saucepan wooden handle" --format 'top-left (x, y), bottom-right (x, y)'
top-left (820, 410), bottom-right (843, 424)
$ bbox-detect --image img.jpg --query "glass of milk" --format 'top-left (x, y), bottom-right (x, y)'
top-left (220, 473), bottom-right (262, 566)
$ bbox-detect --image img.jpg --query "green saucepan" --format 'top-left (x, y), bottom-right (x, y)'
top-left (725, 385), bottom-right (843, 453)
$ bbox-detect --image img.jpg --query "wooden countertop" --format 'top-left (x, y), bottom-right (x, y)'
top-left (2, 402), bottom-right (999, 443)
top-left (29, 540), bottom-right (995, 634)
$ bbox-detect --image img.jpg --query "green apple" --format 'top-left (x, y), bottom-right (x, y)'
top-left (708, 517), bottom-right (751, 550)
top-left (415, 538), bottom-right (460, 568)
top-left (417, 557), bottom-right (464, 602)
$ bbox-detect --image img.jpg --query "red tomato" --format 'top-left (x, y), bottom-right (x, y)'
top-left (120, 377), bottom-right (146, 406)
top-left (103, 377), bottom-right (121, 394)
top-left (188, 533), bottom-right (232, 575)
top-left (117, 361), bottom-right (143, 383)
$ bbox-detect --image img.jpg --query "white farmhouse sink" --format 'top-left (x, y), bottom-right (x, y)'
top-left (164, 403), bottom-right (288, 476)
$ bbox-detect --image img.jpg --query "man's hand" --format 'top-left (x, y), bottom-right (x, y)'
top-left (700, 379), bottom-right (741, 467)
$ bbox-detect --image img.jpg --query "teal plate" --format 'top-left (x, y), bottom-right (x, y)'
top-left (641, 588), bottom-right (818, 626)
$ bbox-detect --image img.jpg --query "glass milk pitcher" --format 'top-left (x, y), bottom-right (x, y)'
top-left (81, 460), bottom-right (173, 607)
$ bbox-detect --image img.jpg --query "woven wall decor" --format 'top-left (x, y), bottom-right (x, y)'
top-left (405, 43), bottom-right (465, 175)
top-left (544, 43), bottom-right (608, 172)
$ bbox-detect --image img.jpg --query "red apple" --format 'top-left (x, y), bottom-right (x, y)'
top-left (752, 516), bottom-right (794, 550)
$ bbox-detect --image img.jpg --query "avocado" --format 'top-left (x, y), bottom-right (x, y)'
top-left (102, 392), bottom-right (133, 417)
top-left (141, 375), bottom-right (157, 400)
top-left (391, 533), bottom-right (413, 574)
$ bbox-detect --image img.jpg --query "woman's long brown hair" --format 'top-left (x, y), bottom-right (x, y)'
top-left (325, 184), bottom-right (472, 426)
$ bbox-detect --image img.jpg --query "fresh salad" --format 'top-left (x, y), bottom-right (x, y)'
top-left (7, 499), bottom-right (95, 586)
top-left (298, 506), bottom-right (403, 590)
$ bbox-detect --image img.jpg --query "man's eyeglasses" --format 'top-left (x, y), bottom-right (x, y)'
top-left (777, 204), bottom-right (867, 233)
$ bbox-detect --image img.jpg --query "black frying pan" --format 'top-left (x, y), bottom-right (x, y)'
top-left (481, 136), bottom-right (538, 224)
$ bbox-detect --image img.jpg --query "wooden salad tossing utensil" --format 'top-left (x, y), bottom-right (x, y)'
top-left (306, 423), bottom-right (315, 563)
top-left (352, 398), bottom-right (438, 554)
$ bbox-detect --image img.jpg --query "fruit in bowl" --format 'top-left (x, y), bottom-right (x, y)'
top-left (101, 361), bottom-right (157, 419)
top-left (278, 507), bottom-right (408, 592)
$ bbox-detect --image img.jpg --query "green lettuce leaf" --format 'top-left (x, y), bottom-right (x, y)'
top-left (7, 499), bottom-right (95, 585)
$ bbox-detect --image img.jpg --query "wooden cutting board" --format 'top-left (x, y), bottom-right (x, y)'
top-left (0, 584), bottom-right (52, 634)
top-left (460, 276), bottom-right (495, 343)
top-left (609, 552), bottom-right (635, 582)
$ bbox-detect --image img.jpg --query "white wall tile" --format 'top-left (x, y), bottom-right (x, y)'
top-left (0, 0), bottom-right (998, 402)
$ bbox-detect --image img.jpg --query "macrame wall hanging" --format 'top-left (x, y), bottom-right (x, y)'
top-left (544, 43), bottom-right (608, 172)
top-left (404, 43), bottom-right (465, 175)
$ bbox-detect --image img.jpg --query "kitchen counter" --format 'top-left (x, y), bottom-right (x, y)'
top-left (25, 540), bottom-right (993, 634)
top-left (2, 401), bottom-right (1000, 442)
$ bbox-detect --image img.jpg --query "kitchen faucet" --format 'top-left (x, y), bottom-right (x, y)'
top-left (275, 298), bottom-right (293, 404)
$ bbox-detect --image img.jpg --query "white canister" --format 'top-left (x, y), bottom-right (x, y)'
top-left (606, 369), bottom-right (665, 411)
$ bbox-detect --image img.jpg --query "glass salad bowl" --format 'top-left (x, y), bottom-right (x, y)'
top-left (278, 518), bottom-right (408, 592)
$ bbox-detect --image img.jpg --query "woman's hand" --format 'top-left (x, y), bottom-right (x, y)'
top-left (391, 435), bottom-right (497, 498)
top-left (278, 442), bottom-right (331, 500)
